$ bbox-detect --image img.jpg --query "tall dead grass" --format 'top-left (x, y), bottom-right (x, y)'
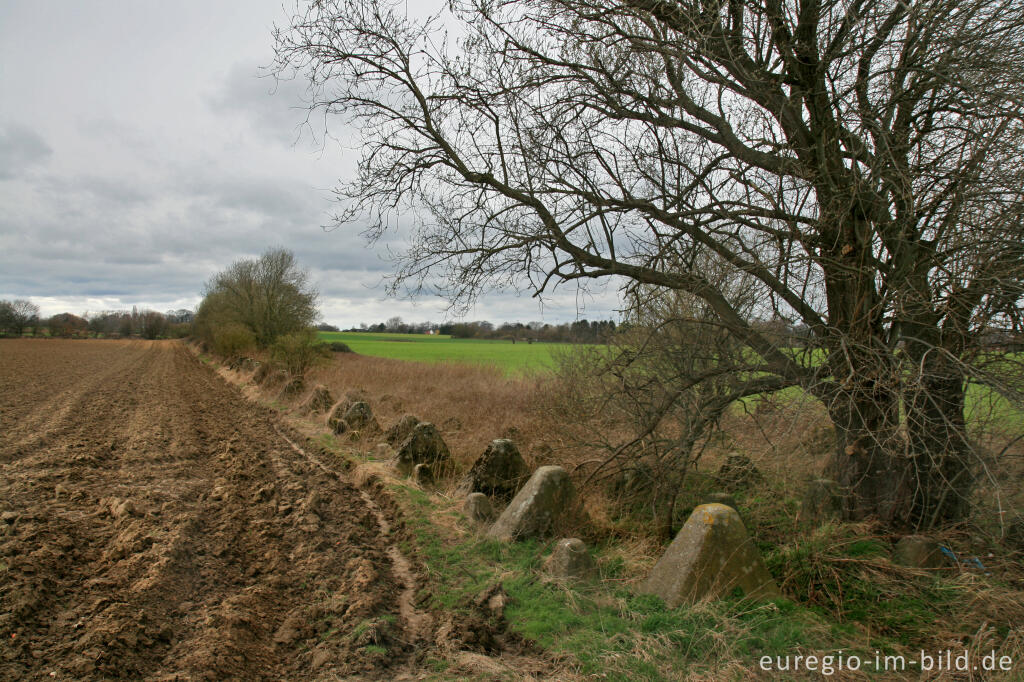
top-left (302, 353), bottom-right (564, 472)
top-left (239, 344), bottom-right (1022, 551)
top-left (277, 349), bottom-right (844, 548)
top-left (275, 349), bottom-right (836, 511)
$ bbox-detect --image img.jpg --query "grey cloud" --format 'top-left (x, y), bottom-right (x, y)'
top-left (0, 123), bottom-right (53, 179)
top-left (208, 62), bottom-right (315, 146)
top-left (0, 2), bottom-right (618, 328)
top-left (0, 162), bottom-right (389, 307)
top-left (181, 174), bottom-right (312, 221)
top-left (41, 173), bottom-right (154, 208)
top-left (76, 118), bottom-right (153, 152)
top-left (105, 252), bottom-right (164, 266)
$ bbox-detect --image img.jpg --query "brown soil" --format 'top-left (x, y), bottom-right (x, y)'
top-left (0, 339), bottom-right (529, 680)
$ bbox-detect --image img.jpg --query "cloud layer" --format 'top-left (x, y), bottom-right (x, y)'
top-left (0, 1), bottom-right (621, 326)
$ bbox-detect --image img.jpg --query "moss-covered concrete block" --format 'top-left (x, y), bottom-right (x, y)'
top-left (487, 466), bottom-right (576, 542)
top-left (639, 503), bottom-right (780, 607)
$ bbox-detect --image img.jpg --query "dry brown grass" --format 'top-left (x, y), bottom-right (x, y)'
top-left (227, 345), bottom-right (1023, 550)
top-left (296, 353), bottom-right (563, 473)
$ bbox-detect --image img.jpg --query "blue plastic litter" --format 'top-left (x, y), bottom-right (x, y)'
top-left (938, 546), bottom-right (989, 574)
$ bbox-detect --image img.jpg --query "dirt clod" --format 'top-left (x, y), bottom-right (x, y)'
top-left (0, 340), bottom-right (416, 680)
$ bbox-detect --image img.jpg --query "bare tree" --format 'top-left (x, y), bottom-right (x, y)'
top-left (87, 310), bottom-right (131, 337)
top-left (0, 301), bottom-right (15, 337)
top-left (47, 313), bottom-right (88, 338)
top-left (559, 254), bottom-right (783, 539)
top-left (140, 310), bottom-right (168, 340)
top-left (275, 0), bottom-right (1024, 528)
top-left (0, 299), bottom-right (40, 337)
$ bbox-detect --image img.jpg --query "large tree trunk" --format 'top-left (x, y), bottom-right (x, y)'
top-left (823, 376), bottom-right (911, 526)
top-left (820, 343), bottom-right (973, 529)
top-left (819, 211), bottom-right (915, 525)
top-left (903, 346), bottom-right (974, 528)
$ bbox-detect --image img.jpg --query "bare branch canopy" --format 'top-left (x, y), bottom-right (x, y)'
top-left (274, 0), bottom-right (1024, 528)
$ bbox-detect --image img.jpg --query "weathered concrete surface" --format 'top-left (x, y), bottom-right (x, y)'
top-left (279, 374), bottom-right (305, 397)
top-left (893, 535), bottom-right (950, 569)
top-left (459, 439), bottom-right (529, 502)
top-left (302, 384), bottom-right (334, 414)
top-left (799, 478), bottom-right (843, 523)
top-left (715, 454), bottom-right (763, 491)
top-left (326, 401), bottom-right (349, 433)
top-left (487, 466), bottom-right (576, 542)
top-left (463, 493), bottom-right (496, 524)
top-left (394, 423), bottom-right (451, 477)
top-left (371, 442), bottom-right (395, 460)
top-left (386, 415), bottom-right (421, 446)
top-left (608, 462), bottom-right (653, 499)
top-left (413, 463), bottom-right (435, 488)
top-left (342, 401), bottom-right (379, 433)
top-left (544, 538), bottom-right (597, 580)
top-left (328, 400), bottom-right (381, 436)
top-left (639, 503), bottom-right (780, 607)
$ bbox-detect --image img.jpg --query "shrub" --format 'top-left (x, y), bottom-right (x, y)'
top-left (166, 322), bottom-right (192, 339)
top-left (212, 322), bottom-right (256, 357)
top-left (139, 310), bottom-right (168, 339)
top-left (323, 340), bottom-right (354, 353)
top-left (47, 312), bottom-right (89, 338)
top-left (194, 248), bottom-right (319, 348)
top-left (271, 329), bottom-right (330, 376)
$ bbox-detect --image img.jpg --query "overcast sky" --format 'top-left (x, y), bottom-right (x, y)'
top-left (0, 1), bottom-right (619, 327)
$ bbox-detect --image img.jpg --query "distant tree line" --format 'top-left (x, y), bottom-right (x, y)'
top-left (83, 308), bottom-right (194, 339)
top-left (0, 299), bottom-right (192, 339)
top-left (0, 299), bottom-right (41, 337)
top-left (342, 316), bottom-right (830, 347)
top-left (348, 316), bottom-right (619, 344)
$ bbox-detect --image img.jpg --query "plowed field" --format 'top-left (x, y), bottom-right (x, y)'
top-left (0, 339), bottom-right (439, 680)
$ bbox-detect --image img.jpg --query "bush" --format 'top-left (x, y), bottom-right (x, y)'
top-left (47, 312), bottom-right (89, 338)
top-left (140, 310), bottom-right (168, 339)
top-left (270, 329), bottom-right (330, 376)
top-left (323, 340), bottom-right (354, 353)
top-left (194, 248), bottom-right (319, 348)
top-left (166, 322), bottom-right (192, 339)
top-left (212, 323), bottom-right (256, 357)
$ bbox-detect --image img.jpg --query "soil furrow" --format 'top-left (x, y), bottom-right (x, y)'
top-left (0, 340), bottom-right (423, 680)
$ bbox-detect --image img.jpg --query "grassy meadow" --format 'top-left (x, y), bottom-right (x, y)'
top-left (322, 332), bottom-right (1023, 432)
top-left (318, 331), bottom-right (567, 374)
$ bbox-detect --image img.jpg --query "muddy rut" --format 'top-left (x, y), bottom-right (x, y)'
top-left (0, 340), bottom-right (437, 680)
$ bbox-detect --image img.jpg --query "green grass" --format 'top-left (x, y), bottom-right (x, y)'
top-left (733, 373), bottom-right (1024, 433)
top-left (319, 333), bottom-right (1024, 429)
top-left (292, 390), bottom-right (1021, 679)
top-left (389, 481), bottom-right (844, 680)
top-left (387, 475), bottom-right (1024, 680)
top-left (763, 523), bottom-right (974, 649)
top-left (318, 331), bottom-right (573, 374)
top-left (965, 379), bottom-right (1024, 432)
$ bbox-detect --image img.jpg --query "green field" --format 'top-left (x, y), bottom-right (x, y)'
top-left (317, 331), bottom-right (567, 374)
top-left (319, 332), bottom-right (1024, 426)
